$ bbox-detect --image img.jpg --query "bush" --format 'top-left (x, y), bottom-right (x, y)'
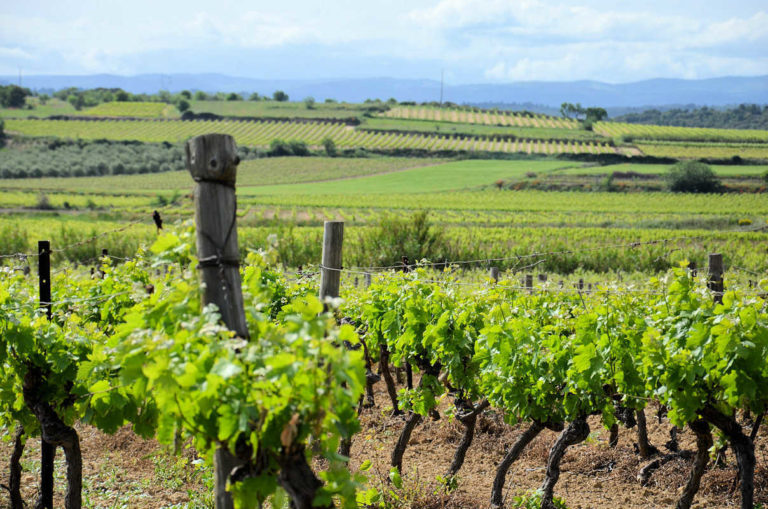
top-left (355, 211), bottom-right (447, 268)
top-left (666, 161), bottom-right (722, 193)
top-left (304, 96), bottom-right (315, 109)
top-left (273, 90), bottom-right (289, 102)
top-left (269, 139), bottom-right (292, 156)
top-left (322, 137), bottom-right (337, 157)
top-left (288, 140), bottom-right (310, 156)
top-left (176, 99), bottom-right (190, 113)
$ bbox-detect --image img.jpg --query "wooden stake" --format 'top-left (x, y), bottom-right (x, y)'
top-left (319, 221), bottom-right (344, 304)
top-left (37, 240), bottom-right (54, 508)
top-left (708, 253), bottom-right (724, 304)
top-left (186, 134), bottom-right (248, 509)
top-left (489, 266), bottom-right (499, 283)
top-left (38, 241), bottom-right (52, 320)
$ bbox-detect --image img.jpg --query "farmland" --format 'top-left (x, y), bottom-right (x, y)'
top-left (4, 117), bottom-right (618, 155)
top-left (1, 98), bottom-right (768, 509)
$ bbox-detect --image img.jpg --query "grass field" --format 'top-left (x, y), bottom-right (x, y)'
top-left (83, 101), bottom-right (178, 118)
top-left (0, 98), bottom-right (78, 118)
top-left (0, 157), bottom-right (444, 193)
top-left (239, 160), bottom-right (580, 195)
top-left (189, 100), bottom-right (369, 118)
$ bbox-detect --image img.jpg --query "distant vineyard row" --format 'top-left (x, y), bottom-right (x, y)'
top-left (595, 121), bottom-right (768, 143)
top-left (636, 141), bottom-right (768, 160)
top-left (381, 105), bottom-right (580, 129)
top-left (5, 118), bottom-right (616, 155)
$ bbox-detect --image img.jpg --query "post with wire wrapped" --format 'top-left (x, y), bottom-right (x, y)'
top-left (185, 133), bottom-right (248, 509)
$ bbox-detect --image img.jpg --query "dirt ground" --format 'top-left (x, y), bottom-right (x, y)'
top-left (1, 380), bottom-right (767, 508)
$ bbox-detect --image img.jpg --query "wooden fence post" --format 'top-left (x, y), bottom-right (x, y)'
top-left (708, 253), bottom-right (724, 304)
top-left (365, 272), bottom-right (372, 288)
top-left (186, 134), bottom-right (249, 509)
top-left (319, 221), bottom-right (344, 305)
top-left (525, 274), bottom-right (533, 293)
top-left (37, 240), bottom-right (55, 509)
top-left (490, 266), bottom-right (499, 283)
top-left (38, 241), bottom-right (52, 320)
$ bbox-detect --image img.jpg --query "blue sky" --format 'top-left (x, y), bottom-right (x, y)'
top-left (1, 0), bottom-right (766, 83)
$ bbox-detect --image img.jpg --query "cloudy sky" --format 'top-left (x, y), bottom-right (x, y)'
top-left (1, 0), bottom-right (766, 83)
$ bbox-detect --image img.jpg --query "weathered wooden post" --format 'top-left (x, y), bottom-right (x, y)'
top-left (186, 134), bottom-right (248, 509)
top-left (489, 266), bottom-right (500, 283)
top-left (37, 240), bottom-right (55, 509)
top-left (708, 253), bottom-right (724, 304)
top-left (365, 272), bottom-right (372, 288)
top-left (319, 221), bottom-right (344, 306)
top-left (525, 274), bottom-right (533, 293)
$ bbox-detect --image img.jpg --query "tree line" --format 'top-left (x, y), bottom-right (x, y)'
top-left (614, 104), bottom-right (768, 130)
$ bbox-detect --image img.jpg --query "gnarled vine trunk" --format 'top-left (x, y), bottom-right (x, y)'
top-left (9, 426), bottom-right (24, 509)
top-left (676, 419), bottom-right (712, 509)
top-left (23, 368), bottom-right (82, 509)
top-left (635, 408), bottom-right (658, 459)
top-left (277, 447), bottom-right (333, 509)
top-left (446, 400), bottom-right (489, 478)
top-left (391, 412), bottom-right (422, 473)
top-left (490, 421), bottom-right (546, 508)
top-left (540, 417), bottom-right (590, 509)
top-left (379, 344), bottom-right (401, 416)
top-left (702, 406), bottom-right (755, 509)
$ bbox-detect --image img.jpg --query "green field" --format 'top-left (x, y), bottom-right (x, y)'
top-left (4, 118), bottom-right (615, 155)
top-left (0, 157), bottom-right (441, 193)
top-left (240, 160), bottom-right (579, 195)
top-left (189, 100), bottom-right (369, 118)
top-left (83, 101), bottom-right (178, 118)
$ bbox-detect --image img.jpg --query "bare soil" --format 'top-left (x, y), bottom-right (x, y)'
top-left (2, 380), bottom-right (767, 508)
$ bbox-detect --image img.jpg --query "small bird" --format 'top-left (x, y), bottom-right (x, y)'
top-left (152, 210), bottom-right (163, 233)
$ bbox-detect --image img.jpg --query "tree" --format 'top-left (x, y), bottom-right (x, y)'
top-left (180, 90), bottom-right (192, 99)
top-left (249, 92), bottom-right (261, 101)
top-left (303, 96), bottom-right (315, 109)
top-left (194, 90), bottom-right (208, 101)
top-left (115, 90), bottom-right (130, 102)
top-left (0, 85), bottom-right (30, 108)
top-left (666, 161), bottom-right (722, 193)
top-left (176, 99), bottom-right (190, 113)
top-left (273, 90), bottom-right (289, 102)
top-left (68, 94), bottom-right (85, 111)
top-left (226, 92), bottom-right (242, 101)
top-left (560, 102), bottom-right (584, 119)
top-left (585, 107), bottom-right (607, 122)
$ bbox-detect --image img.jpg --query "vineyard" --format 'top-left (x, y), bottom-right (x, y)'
top-left (4, 118), bottom-right (617, 156)
top-left (381, 106), bottom-right (580, 129)
top-left (594, 122), bottom-right (768, 143)
top-left (1, 224), bottom-right (767, 509)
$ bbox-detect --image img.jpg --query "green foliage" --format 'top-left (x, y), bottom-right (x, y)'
top-left (322, 137), bottom-right (337, 157)
top-left (227, 93), bottom-right (242, 101)
top-left (249, 92), bottom-right (260, 101)
top-left (303, 96), bottom-right (315, 109)
top-left (511, 489), bottom-right (569, 509)
top-left (0, 85), bottom-right (31, 108)
top-left (356, 211), bottom-right (446, 269)
top-left (0, 139), bottom-right (186, 179)
top-left (176, 99), bottom-right (190, 113)
top-left (666, 161), bottom-right (722, 193)
top-left (273, 90), bottom-right (289, 102)
top-left (616, 104), bottom-right (768, 130)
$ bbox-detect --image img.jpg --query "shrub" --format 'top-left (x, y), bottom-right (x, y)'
top-left (355, 211), bottom-right (447, 268)
top-left (287, 140), bottom-right (310, 156)
top-left (666, 161), bottom-right (722, 193)
top-left (176, 99), bottom-right (190, 113)
top-left (304, 96), bottom-right (315, 109)
top-left (36, 193), bottom-right (54, 210)
top-left (273, 90), bottom-right (289, 102)
top-left (268, 139), bottom-right (292, 156)
top-left (322, 137), bottom-right (337, 157)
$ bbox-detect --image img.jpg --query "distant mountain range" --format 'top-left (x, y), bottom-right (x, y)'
top-left (1, 73), bottom-right (766, 110)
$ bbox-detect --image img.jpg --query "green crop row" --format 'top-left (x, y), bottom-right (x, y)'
top-left (380, 105), bottom-right (580, 129)
top-left (596, 121), bottom-right (768, 143)
top-left (5, 118), bottom-right (614, 156)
